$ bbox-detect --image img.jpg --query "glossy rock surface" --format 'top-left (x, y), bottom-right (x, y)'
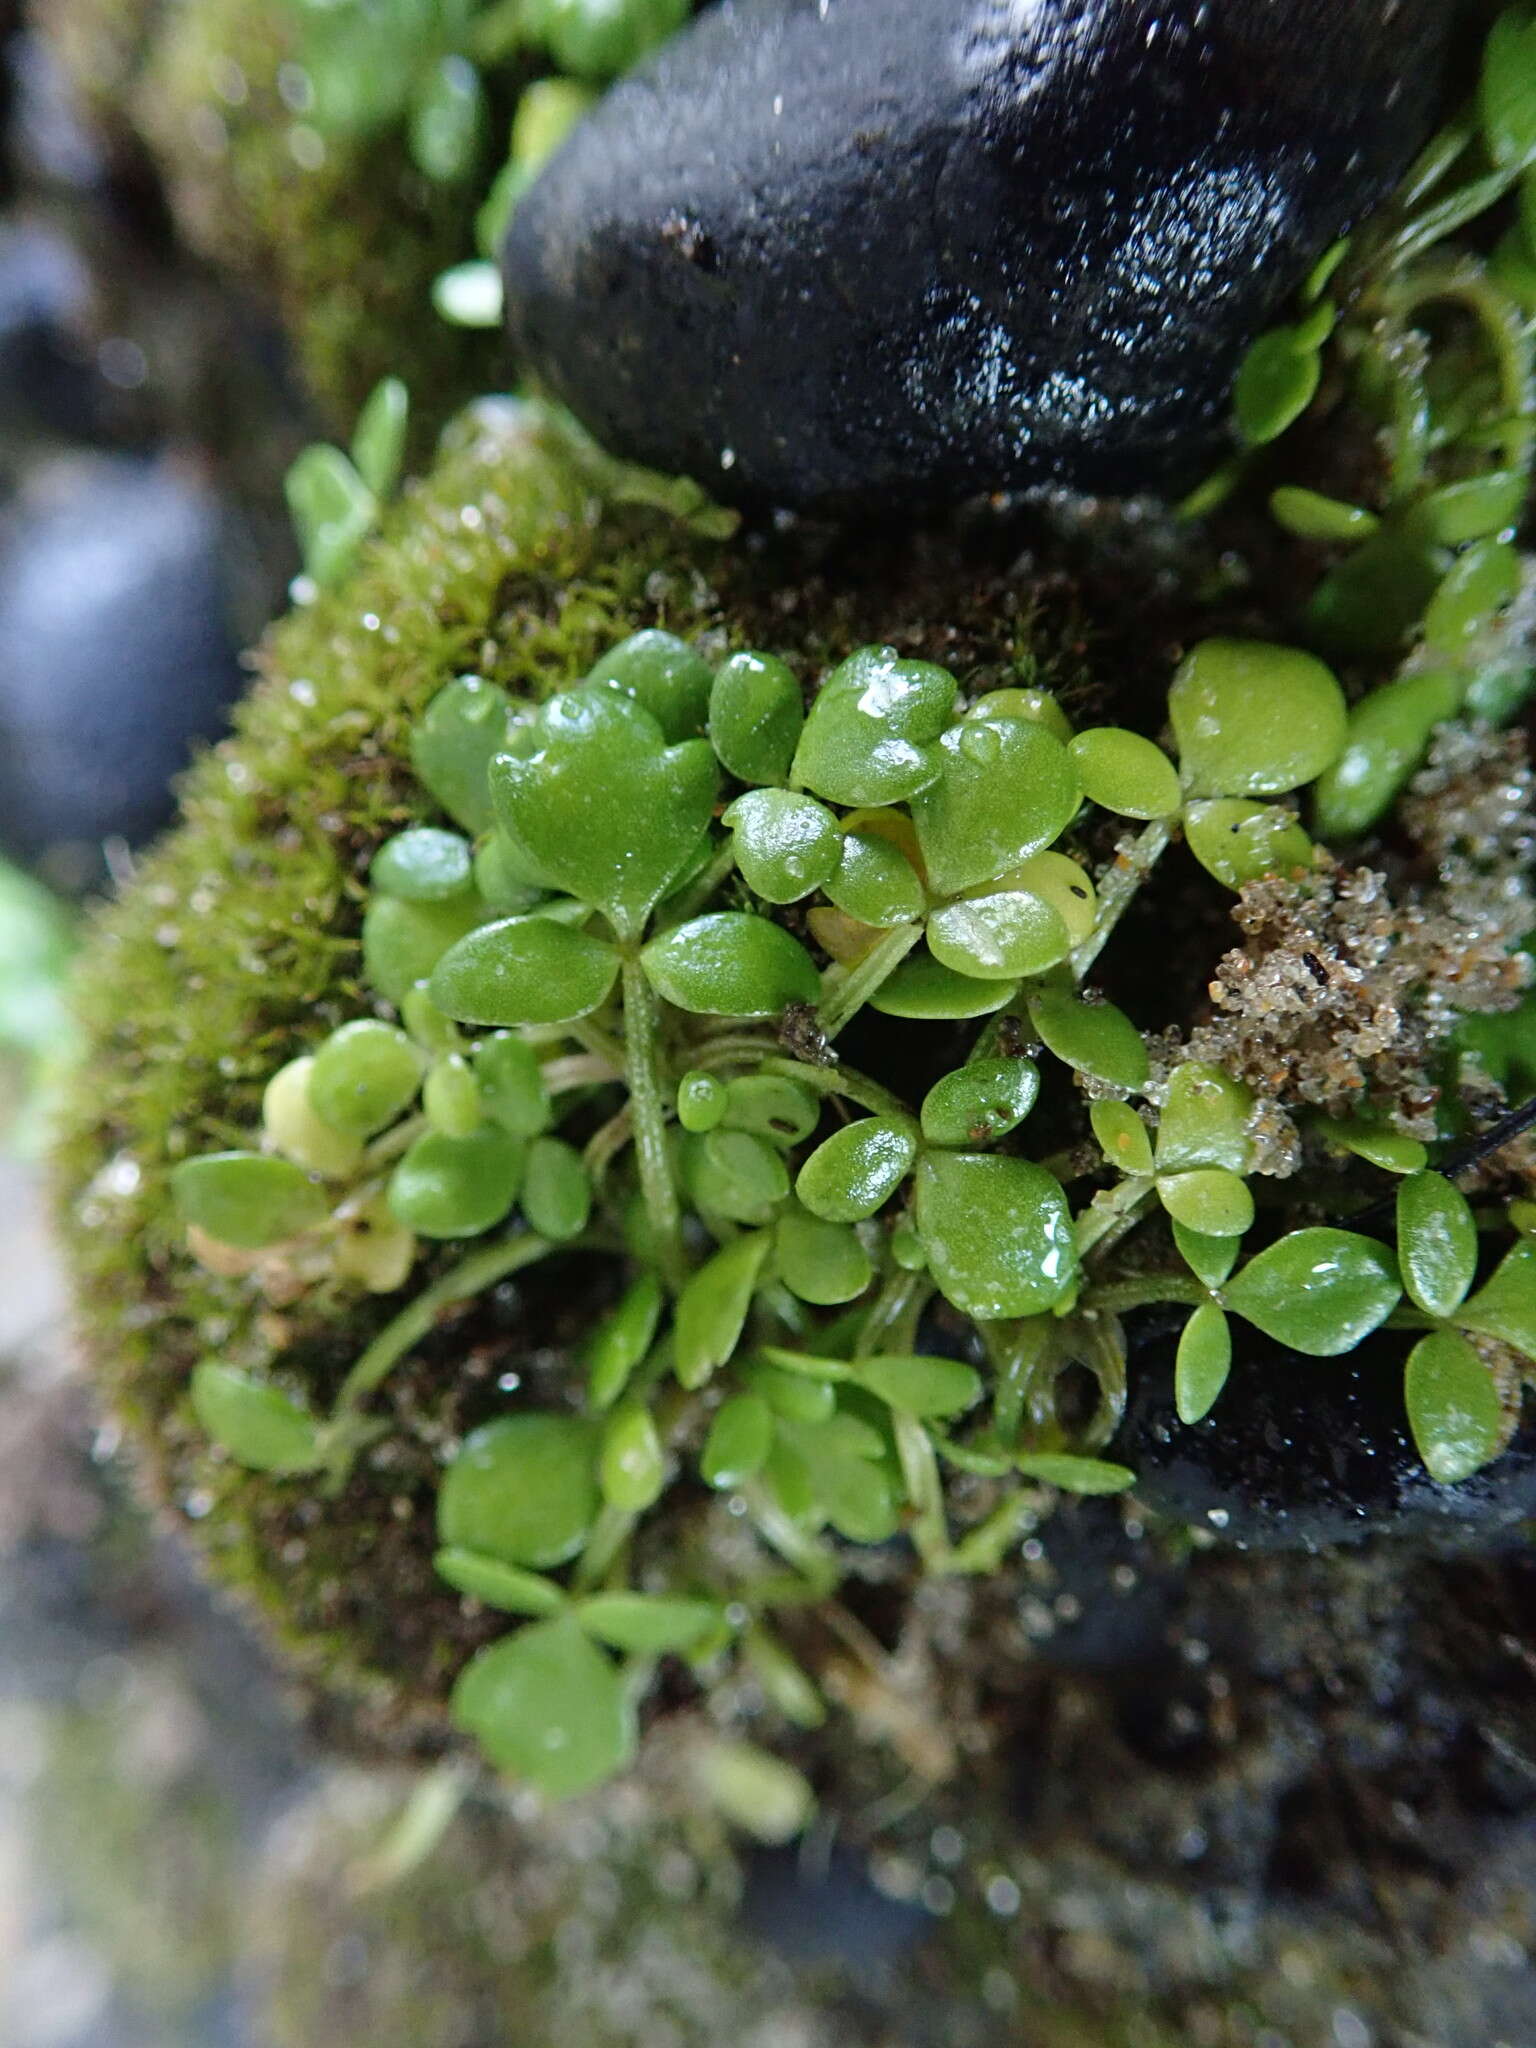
top-left (1119, 1317), bottom-right (1536, 1550)
top-left (504, 0), bottom-right (1452, 507)
top-left (0, 454), bottom-right (242, 885)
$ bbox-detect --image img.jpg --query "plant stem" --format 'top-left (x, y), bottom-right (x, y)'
top-left (1071, 818), bottom-right (1174, 983)
top-left (572, 1503), bottom-right (637, 1592)
top-left (1074, 1174), bottom-right (1158, 1263)
top-left (333, 1231), bottom-right (565, 1417)
top-left (856, 1267), bottom-right (928, 1358)
top-left (745, 1485), bottom-right (840, 1590)
top-left (1084, 1273), bottom-right (1207, 1316)
top-left (818, 922), bottom-right (922, 1039)
top-left (892, 1411), bottom-right (952, 1569)
top-left (986, 1316), bottom-right (1054, 1447)
top-left (542, 1052), bottom-right (622, 1093)
top-left (620, 952), bottom-right (686, 1288)
top-left (759, 1055), bottom-right (919, 1131)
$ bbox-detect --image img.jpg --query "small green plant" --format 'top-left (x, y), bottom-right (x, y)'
top-left (285, 376), bottom-right (411, 592)
top-left (169, 596), bottom-right (1536, 1795)
top-left (71, 3), bottom-right (1536, 1810)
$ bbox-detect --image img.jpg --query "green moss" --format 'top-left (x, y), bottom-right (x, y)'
top-left (40, 0), bottom-right (508, 431)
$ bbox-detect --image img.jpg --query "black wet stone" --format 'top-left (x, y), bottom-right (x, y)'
top-left (503, 0), bottom-right (1453, 508)
top-left (1116, 1317), bottom-right (1536, 1551)
top-left (0, 454), bottom-right (243, 887)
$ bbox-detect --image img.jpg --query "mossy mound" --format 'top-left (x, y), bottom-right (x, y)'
top-left (36, 0), bottom-right (508, 431)
top-left (52, 399), bottom-right (1112, 1748)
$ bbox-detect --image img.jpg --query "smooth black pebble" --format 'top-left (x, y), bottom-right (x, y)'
top-left (0, 453), bottom-right (243, 886)
top-left (503, 0), bottom-right (1453, 508)
top-left (1116, 1317), bottom-right (1536, 1550)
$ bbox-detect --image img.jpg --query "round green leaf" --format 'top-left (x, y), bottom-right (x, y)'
top-left (914, 1153), bottom-right (1077, 1321)
top-left (1234, 328), bottom-right (1322, 445)
top-left (171, 1152), bottom-right (329, 1250)
top-left (1311, 669), bottom-right (1465, 841)
top-left (519, 1135), bottom-right (592, 1241)
top-left (1172, 1220), bottom-right (1240, 1290)
top-left (1423, 537), bottom-right (1520, 654)
top-left (585, 1272), bottom-right (665, 1411)
top-left (1157, 1167), bottom-right (1255, 1238)
top-left (1404, 1332), bottom-right (1507, 1485)
top-left (855, 1353), bottom-right (982, 1418)
top-left (724, 789), bottom-right (841, 903)
top-left (1268, 487), bottom-right (1380, 544)
top-left (1419, 471), bottom-right (1527, 547)
top-left (676, 1069), bottom-right (728, 1134)
top-left (599, 1401), bottom-right (666, 1512)
top-left (439, 1413), bottom-right (601, 1569)
top-left (1170, 640), bottom-right (1347, 797)
top-left (824, 830), bottom-right (925, 926)
top-left (698, 1742), bottom-right (815, 1844)
top-left (262, 1057), bottom-right (366, 1180)
top-left (1016, 1453), bottom-right (1135, 1495)
top-left (674, 1232), bottom-right (771, 1389)
top-left (796, 1118), bottom-right (917, 1223)
top-left (433, 1550), bottom-right (567, 1616)
top-left (909, 717), bottom-right (1080, 897)
top-left (997, 851), bottom-right (1097, 945)
top-left (472, 1033), bottom-right (552, 1138)
top-left (708, 650), bottom-right (804, 785)
top-left (309, 1020), bottom-right (425, 1138)
top-left (920, 1058), bottom-right (1040, 1148)
top-left (1028, 990), bottom-right (1148, 1092)
top-left (1090, 1099), bottom-right (1153, 1178)
top-left (770, 1412), bottom-right (900, 1541)
top-left (746, 1360), bottom-right (835, 1424)
top-left (430, 914), bottom-right (619, 1027)
top-left (1458, 1240), bottom-right (1536, 1360)
top-left (1306, 526), bottom-right (1449, 660)
top-left (927, 890), bottom-right (1071, 980)
top-left (1068, 728), bottom-right (1181, 819)
top-left (640, 913), bottom-right (819, 1018)
top-left (472, 833), bottom-right (545, 914)
top-left (421, 1053), bottom-right (483, 1139)
top-left (1396, 1171), bottom-right (1479, 1320)
top-left (1224, 1228), bottom-right (1401, 1355)
top-left (701, 1392), bottom-right (775, 1488)
top-left (490, 690), bottom-right (719, 937)
top-left (722, 1075), bottom-right (822, 1148)
top-left (773, 1206), bottom-right (873, 1305)
top-left (868, 950), bottom-right (1018, 1020)
top-left (1174, 1302), bottom-right (1232, 1425)
top-left (1314, 1117), bottom-right (1429, 1176)
top-left (362, 892), bottom-right (486, 1007)
top-left (371, 827), bottom-right (474, 904)
top-left (683, 1128), bottom-right (792, 1225)
top-left (966, 686), bottom-right (1073, 743)
top-left (387, 1126), bottom-right (525, 1238)
top-left (411, 676), bottom-right (519, 836)
top-left (1155, 1061), bottom-right (1254, 1175)
top-left (451, 1617), bottom-right (634, 1798)
top-left (1182, 799), bottom-right (1316, 891)
top-left (285, 443), bottom-right (374, 587)
top-left (790, 645), bottom-right (957, 806)
top-left (576, 1593), bottom-right (722, 1656)
top-left (586, 629), bottom-right (713, 742)
top-left (350, 374), bottom-right (409, 499)
top-left (190, 1363), bottom-right (325, 1474)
